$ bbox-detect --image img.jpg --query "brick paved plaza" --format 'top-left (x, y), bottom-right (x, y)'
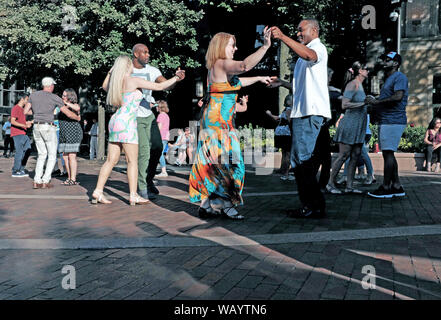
top-left (0, 154), bottom-right (441, 301)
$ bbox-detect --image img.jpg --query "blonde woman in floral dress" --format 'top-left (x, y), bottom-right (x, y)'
top-left (92, 55), bottom-right (184, 205)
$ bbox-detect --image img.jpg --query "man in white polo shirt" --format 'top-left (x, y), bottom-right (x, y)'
top-left (269, 19), bottom-right (331, 218)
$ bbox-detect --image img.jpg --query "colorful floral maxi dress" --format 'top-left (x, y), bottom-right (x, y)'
top-left (189, 76), bottom-right (245, 205)
top-left (108, 90), bottom-right (142, 144)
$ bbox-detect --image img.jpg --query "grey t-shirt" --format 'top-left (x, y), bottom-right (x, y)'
top-left (29, 90), bottom-right (64, 123)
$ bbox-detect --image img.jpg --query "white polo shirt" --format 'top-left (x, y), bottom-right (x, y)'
top-left (131, 64), bottom-right (162, 118)
top-left (291, 38), bottom-right (331, 119)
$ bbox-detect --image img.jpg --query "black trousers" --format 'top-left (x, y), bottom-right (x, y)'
top-left (146, 119), bottom-right (163, 187)
top-left (3, 134), bottom-right (14, 154)
top-left (294, 157), bottom-right (326, 212)
top-left (426, 145), bottom-right (441, 163)
top-left (312, 124), bottom-right (332, 189)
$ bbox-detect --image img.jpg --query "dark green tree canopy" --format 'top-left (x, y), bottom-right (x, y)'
top-left (0, 0), bottom-right (203, 89)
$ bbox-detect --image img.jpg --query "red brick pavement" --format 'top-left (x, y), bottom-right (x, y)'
top-left (0, 155), bottom-right (440, 300)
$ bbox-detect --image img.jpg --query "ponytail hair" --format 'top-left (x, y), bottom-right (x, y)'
top-left (342, 61), bottom-right (364, 91)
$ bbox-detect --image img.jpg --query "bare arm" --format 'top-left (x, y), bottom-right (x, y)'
top-left (129, 75), bottom-right (181, 92)
top-left (11, 117), bottom-right (30, 129)
top-left (366, 90), bottom-right (404, 107)
top-left (236, 95), bottom-right (248, 113)
top-left (220, 26), bottom-right (271, 75)
top-left (265, 110), bottom-right (279, 122)
top-left (156, 68), bottom-right (186, 90)
top-left (238, 76), bottom-right (271, 88)
top-left (24, 102), bottom-right (33, 115)
top-left (271, 27), bottom-right (317, 62)
top-left (424, 130), bottom-right (433, 145)
top-left (64, 102), bottom-right (80, 112)
top-left (266, 76), bottom-right (292, 90)
top-left (342, 81), bottom-right (365, 110)
top-left (60, 106), bottom-right (81, 121)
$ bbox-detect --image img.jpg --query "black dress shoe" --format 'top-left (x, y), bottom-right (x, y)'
top-left (287, 207), bottom-right (326, 219)
top-left (198, 207), bottom-right (219, 219)
top-left (148, 185), bottom-right (160, 194)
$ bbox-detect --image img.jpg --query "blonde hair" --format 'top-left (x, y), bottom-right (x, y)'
top-left (205, 32), bottom-right (236, 69)
top-left (106, 55), bottom-right (133, 107)
top-left (158, 100), bottom-right (169, 113)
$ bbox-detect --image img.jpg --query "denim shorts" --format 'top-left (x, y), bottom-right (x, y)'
top-left (378, 124), bottom-right (406, 151)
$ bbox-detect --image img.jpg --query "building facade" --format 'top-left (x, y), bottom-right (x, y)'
top-left (401, 0), bottom-right (441, 126)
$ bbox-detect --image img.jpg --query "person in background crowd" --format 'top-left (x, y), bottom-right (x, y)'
top-left (265, 94), bottom-right (293, 181)
top-left (89, 118), bottom-right (98, 160)
top-left (423, 117), bottom-right (441, 172)
top-left (156, 100), bottom-right (170, 178)
top-left (58, 88), bottom-right (83, 186)
top-left (24, 77), bottom-right (80, 189)
top-left (10, 94), bottom-right (32, 177)
top-left (168, 128), bottom-right (187, 166)
top-left (2, 116), bottom-right (14, 158)
top-left (52, 106), bottom-right (67, 177)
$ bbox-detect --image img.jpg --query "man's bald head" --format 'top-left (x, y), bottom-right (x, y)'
top-left (132, 43), bottom-right (147, 56)
top-left (132, 43), bottom-right (150, 68)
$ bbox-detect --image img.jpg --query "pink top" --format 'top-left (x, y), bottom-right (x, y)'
top-left (428, 129), bottom-right (441, 144)
top-left (157, 112), bottom-right (170, 141)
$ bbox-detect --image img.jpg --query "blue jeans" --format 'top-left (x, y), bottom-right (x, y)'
top-left (343, 143), bottom-right (374, 176)
top-left (159, 140), bottom-right (168, 168)
top-left (12, 134), bottom-right (31, 172)
top-left (89, 135), bottom-right (97, 160)
top-left (290, 116), bottom-right (323, 168)
top-left (290, 116), bottom-right (325, 211)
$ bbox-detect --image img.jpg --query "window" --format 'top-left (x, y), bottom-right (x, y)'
top-left (434, 74), bottom-right (441, 104)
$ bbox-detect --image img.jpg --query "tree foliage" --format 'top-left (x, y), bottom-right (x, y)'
top-left (0, 0), bottom-right (203, 90)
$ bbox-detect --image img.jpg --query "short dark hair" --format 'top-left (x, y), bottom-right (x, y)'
top-left (302, 18), bottom-right (320, 32)
top-left (16, 93), bottom-right (29, 103)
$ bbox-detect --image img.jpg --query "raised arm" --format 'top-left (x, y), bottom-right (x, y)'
top-left (23, 102), bottom-right (33, 115)
top-left (156, 68), bottom-right (186, 90)
top-left (129, 75), bottom-right (181, 92)
top-left (271, 26), bottom-right (317, 62)
top-left (221, 26), bottom-right (271, 75)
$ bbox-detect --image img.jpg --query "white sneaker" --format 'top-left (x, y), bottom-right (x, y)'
top-left (155, 172), bottom-right (168, 178)
top-left (287, 175), bottom-right (295, 181)
top-left (280, 175), bottom-right (289, 181)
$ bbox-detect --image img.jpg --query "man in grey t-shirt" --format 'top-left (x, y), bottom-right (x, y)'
top-left (24, 77), bottom-right (80, 189)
